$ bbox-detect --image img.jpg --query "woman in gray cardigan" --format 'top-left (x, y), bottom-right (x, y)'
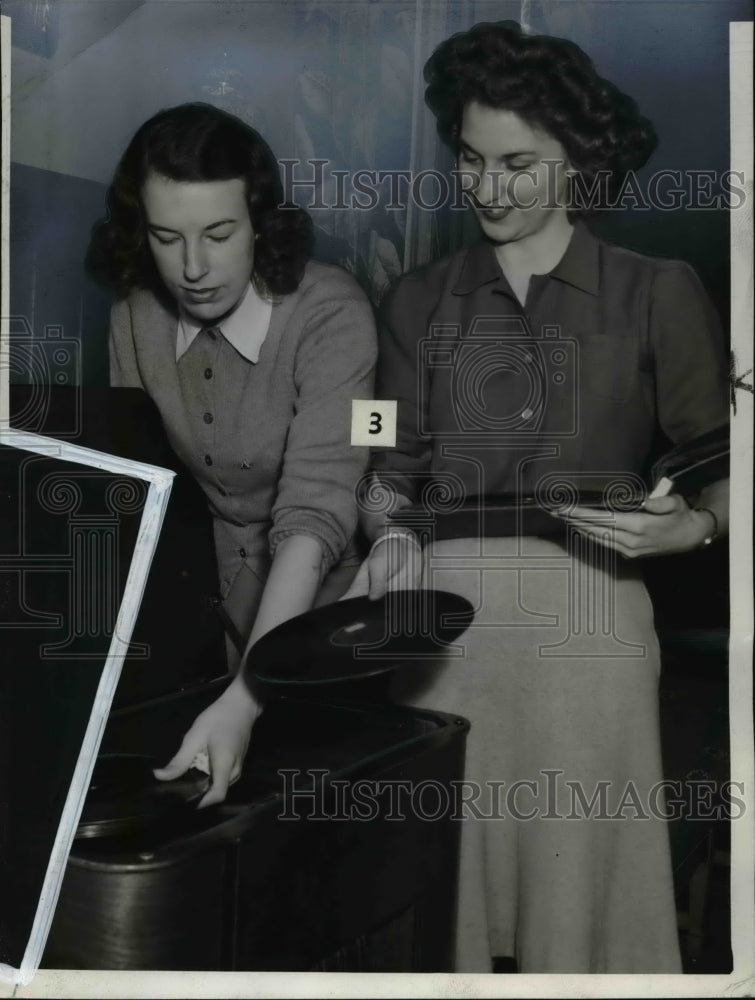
top-left (89, 102), bottom-right (376, 805)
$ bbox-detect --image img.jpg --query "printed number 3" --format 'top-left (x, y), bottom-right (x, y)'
top-left (351, 400), bottom-right (397, 447)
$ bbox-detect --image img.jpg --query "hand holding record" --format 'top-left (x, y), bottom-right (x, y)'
top-left (78, 754), bottom-right (211, 839)
top-left (244, 589), bottom-right (475, 687)
top-left (548, 425), bottom-right (729, 557)
top-left (154, 677), bottom-right (259, 807)
top-left (550, 493), bottom-right (719, 558)
top-left (340, 529), bottom-right (423, 601)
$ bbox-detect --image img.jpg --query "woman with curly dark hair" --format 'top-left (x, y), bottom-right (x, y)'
top-left (88, 103), bottom-right (314, 301)
top-left (91, 102), bottom-right (376, 805)
top-left (346, 22), bottom-right (729, 972)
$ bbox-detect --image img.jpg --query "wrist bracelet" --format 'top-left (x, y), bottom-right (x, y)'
top-left (694, 506), bottom-right (719, 548)
top-left (372, 529), bottom-right (421, 553)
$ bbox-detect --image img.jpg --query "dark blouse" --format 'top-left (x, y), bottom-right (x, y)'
top-left (371, 223), bottom-right (729, 502)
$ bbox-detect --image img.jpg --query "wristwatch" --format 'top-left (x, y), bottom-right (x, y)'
top-left (694, 506), bottom-right (719, 548)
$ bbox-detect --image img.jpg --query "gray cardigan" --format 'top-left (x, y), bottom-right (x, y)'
top-left (110, 260), bottom-right (377, 574)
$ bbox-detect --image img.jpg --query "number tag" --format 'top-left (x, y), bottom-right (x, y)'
top-left (351, 400), bottom-right (397, 446)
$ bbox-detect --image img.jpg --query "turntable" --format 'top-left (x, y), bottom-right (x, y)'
top-left (5, 388), bottom-right (472, 973)
top-left (44, 688), bottom-right (470, 972)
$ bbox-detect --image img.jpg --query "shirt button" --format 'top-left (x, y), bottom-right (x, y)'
top-left (240, 461), bottom-right (251, 470)
top-left (204, 454), bottom-right (213, 466)
top-left (204, 368), bottom-right (213, 379)
top-left (239, 547), bottom-right (247, 559)
top-left (203, 412), bottom-right (213, 424)
top-left (521, 408), bottom-right (534, 420)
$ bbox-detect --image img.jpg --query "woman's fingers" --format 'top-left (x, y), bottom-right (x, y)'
top-left (372, 537), bottom-right (422, 598)
top-left (342, 549), bottom-right (392, 602)
top-left (153, 732), bottom-right (203, 781)
top-left (556, 495), bottom-right (687, 537)
top-left (386, 552), bottom-right (422, 592)
top-left (340, 538), bottom-right (424, 604)
top-left (368, 548), bottom-right (391, 600)
top-left (154, 684), bottom-right (257, 809)
top-left (642, 494), bottom-right (683, 516)
top-left (561, 492), bottom-right (698, 557)
top-left (569, 524), bottom-right (653, 558)
top-left (197, 755), bottom-right (235, 807)
top-left (339, 559), bottom-right (371, 600)
top-left (556, 506), bottom-right (648, 535)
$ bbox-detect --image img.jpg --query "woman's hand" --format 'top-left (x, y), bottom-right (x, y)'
top-left (340, 531), bottom-right (423, 601)
top-left (551, 494), bottom-right (717, 558)
top-left (154, 534), bottom-right (324, 807)
top-left (153, 678), bottom-right (260, 808)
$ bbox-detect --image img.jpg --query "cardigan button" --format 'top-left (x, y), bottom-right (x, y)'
top-left (203, 412), bottom-right (213, 424)
top-left (204, 454), bottom-right (213, 466)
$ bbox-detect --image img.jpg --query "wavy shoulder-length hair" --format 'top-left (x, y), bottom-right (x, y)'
top-left (424, 21), bottom-right (658, 203)
top-left (87, 102), bottom-right (313, 300)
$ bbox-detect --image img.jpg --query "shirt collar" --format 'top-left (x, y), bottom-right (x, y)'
top-left (452, 221), bottom-right (601, 297)
top-left (176, 282), bottom-right (273, 362)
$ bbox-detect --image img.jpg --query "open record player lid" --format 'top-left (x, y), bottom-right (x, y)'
top-left (246, 589), bottom-right (475, 687)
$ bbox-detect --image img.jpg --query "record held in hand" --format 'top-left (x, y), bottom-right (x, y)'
top-left (246, 590), bottom-right (475, 686)
top-left (76, 754), bottom-right (209, 839)
top-left (389, 489), bottom-right (646, 541)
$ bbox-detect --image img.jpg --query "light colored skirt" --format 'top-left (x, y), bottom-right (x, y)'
top-left (390, 535), bottom-right (682, 973)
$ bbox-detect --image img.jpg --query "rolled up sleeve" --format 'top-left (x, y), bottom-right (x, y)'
top-left (269, 277), bottom-right (377, 571)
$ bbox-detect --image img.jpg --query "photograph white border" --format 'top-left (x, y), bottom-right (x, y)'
top-left (727, 17), bottom-right (755, 996)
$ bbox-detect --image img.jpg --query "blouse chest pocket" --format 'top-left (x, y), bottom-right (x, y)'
top-left (576, 332), bottom-right (639, 403)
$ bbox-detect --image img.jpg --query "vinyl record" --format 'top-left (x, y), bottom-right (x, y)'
top-left (246, 589), bottom-right (475, 686)
top-left (76, 754), bottom-right (209, 839)
top-left (389, 490), bottom-right (646, 541)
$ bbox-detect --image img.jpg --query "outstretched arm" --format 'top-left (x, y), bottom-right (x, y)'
top-left (155, 266), bottom-right (377, 805)
top-left (154, 533), bottom-right (324, 806)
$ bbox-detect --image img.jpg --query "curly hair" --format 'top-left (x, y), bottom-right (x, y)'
top-left (424, 21), bottom-right (657, 201)
top-left (87, 102), bottom-right (313, 300)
